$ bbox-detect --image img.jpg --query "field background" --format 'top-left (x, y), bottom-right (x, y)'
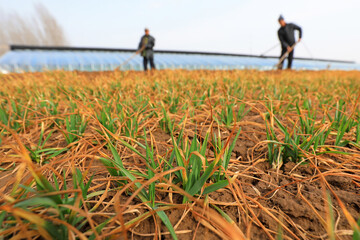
top-left (0, 70), bottom-right (360, 240)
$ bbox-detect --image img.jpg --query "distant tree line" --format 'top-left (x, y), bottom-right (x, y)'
top-left (0, 3), bottom-right (68, 55)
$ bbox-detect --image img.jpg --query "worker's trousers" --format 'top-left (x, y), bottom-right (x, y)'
top-left (278, 48), bottom-right (294, 70)
top-left (143, 56), bottom-right (156, 71)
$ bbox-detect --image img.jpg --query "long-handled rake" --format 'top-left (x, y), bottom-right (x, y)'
top-left (115, 44), bottom-right (146, 71)
top-left (275, 42), bottom-right (299, 69)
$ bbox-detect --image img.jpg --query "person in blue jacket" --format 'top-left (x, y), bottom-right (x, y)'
top-left (138, 28), bottom-right (156, 71)
top-left (277, 15), bottom-right (302, 69)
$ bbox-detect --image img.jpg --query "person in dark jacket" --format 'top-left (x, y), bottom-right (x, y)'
top-left (138, 28), bottom-right (156, 71)
top-left (277, 15), bottom-right (302, 69)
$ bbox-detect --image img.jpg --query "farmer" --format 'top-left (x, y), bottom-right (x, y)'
top-left (277, 15), bottom-right (302, 70)
top-left (138, 28), bottom-right (156, 71)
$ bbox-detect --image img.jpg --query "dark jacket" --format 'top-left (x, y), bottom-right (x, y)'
top-left (278, 23), bottom-right (302, 49)
top-left (138, 35), bottom-right (155, 58)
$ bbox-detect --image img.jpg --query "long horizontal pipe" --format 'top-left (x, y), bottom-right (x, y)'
top-left (9, 45), bottom-right (356, 64)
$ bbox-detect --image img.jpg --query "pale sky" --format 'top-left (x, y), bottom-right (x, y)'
top-left (1, 0), bottom-right (360, 62)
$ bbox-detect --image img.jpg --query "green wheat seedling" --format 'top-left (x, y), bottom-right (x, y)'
top-left (26, 122), bottom-right (67, 164)
top-left (0, 103), bottom-right (9, 127)
top-left (266, 115), bottom-right (331, 166)
top-left (317, 93), bottom-right (334, 108)
top-left (169, 127), bottom-right (240, 202)
top-left (216, 103), bottom-right (235, 128)
top-left (329, 100), bottom-right (350, 128)
top-left (163, 93), bottom-right (180, 114)
top-left (170, 131), bottom-right (210, 200)
top-left (228, 82), bottom-right (246, 100)
top-left (296, 102), bottom-right (317, 136)
top-left (119, 103), bottom-right (152, 139)
top-left (98, 143), bottom-right (128, 188)
top-left (211, 127), bottom-right (241, 181)
top-left (328, 100), bottom-right (357, 147)
top-left (99, 141), bottom-right (178, 240)
top-left (333, 116), bottom-right (357, 147)
top-left (96, 105), bottom-right (117, 136)
top-left (0, 168), bottom-right (94, 239)
top-left (122, 115), bottom-right (140, 139)
top-left (63, 112), bottom-right (88, 144)
top-left (38, 99), bottom-right (61, 125)
top-left (215, 102), bottom-right (250, 128)
top-left (325, 191), bottom-right (336, 240)
top-left (265, 119), bottom-right (284, 166)
top-left (192, 93), bottom-right (206, 107)
top-left (38, 99), bottom-right (59, 116)
top-left (0, 99), bottom-right (28, 131)
top-left (354, 122), bottom-right (360, 145)
top-left (159, 105), bottom-right (175, 134)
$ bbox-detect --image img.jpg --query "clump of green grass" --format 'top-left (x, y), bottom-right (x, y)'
top-left (26, 122), bottom-right (67, 164)
top-left (0, 99), bottom-right (28, 132)
top-left (0, 168), bottom-right (95, 239)
top-left (99, 139), bottom-right (178, 240)
top-left (215, 101), bottom-right (250, 128)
